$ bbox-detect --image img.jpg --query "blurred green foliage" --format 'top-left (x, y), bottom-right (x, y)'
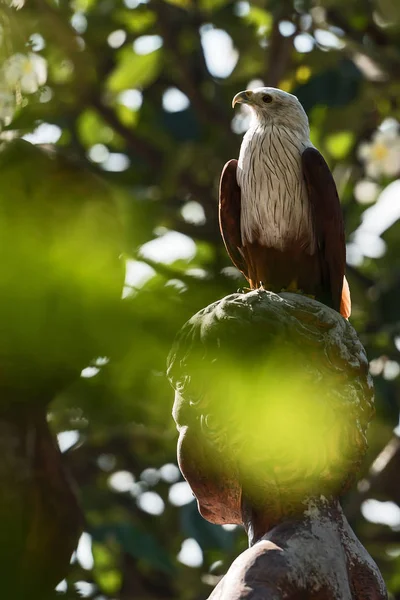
top-left (2, 0), bottom-right (400, 597)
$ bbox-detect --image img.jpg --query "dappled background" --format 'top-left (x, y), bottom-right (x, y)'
top-left (1, 0), bottom-right (400, 597)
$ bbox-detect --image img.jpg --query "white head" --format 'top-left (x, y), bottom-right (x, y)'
top-left (232, 87), bottom-right (309, 135)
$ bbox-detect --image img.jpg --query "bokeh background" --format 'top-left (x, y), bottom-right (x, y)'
top-left (1, 0), bottom-right (400, 597)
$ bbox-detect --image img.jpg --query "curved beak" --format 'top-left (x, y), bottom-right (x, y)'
top-left (232, 90), bottom-right (253, 108)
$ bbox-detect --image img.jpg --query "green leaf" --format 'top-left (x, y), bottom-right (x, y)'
top-left (96, 569), bottom-right (122, 595)
top-left (325, 131), bottom-right (354, 159)
top-left (228, 47), bottom-right (265, 82)
top-left (180, 502), bottom-right (235, 551)
top-left (108, 48), bottom-right (162, 92)
top-left (199, 0), bottom-right (230, 11)
top-left (77, 109), bottom-right (115, 147)
top-left (244, 6), bottom-right (273, 33)
top-left (71, 0), bottom-right (98, 11)
top-left (295, 60), bottom-right (362, 112)
top-left (91, 522), bottom-right (176, 574)
top-left (116, 8), bottom-right (157, 33)
top-left (116, 104), bottom-right (140, 128)
top-left (164, 0), bottom-right (192, 7)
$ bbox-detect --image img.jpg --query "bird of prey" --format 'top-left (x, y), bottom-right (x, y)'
top-left (219, 87), bottom-right (351, 319)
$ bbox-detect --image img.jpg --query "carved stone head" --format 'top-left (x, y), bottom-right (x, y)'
top-left (167, 291), bottom-right (374, 525)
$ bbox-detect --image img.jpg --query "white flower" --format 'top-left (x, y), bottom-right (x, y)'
top-left (7, 0), bottom-right (25, 8)
top-left (0, 86), bottom-right (15, 125)
top-left (3, 0), bottom-right (25, 7)
top-left (354, 179), bottom-right (381, 205)
top-left (3, 53), bottom-right (47, 94)
top-left (358, 118), bottom-right (400, 179)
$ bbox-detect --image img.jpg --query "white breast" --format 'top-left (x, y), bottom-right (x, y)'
top-left (237, 124), bottom-right (316, 253)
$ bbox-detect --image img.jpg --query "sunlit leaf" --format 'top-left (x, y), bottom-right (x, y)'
top-left (164, 0), bottom-right (192, 7)
top-left (96, 570), bottom-right (122, 595)
top-left (244, 6), bottom-right (273, 33)
top-left (78, 109), bottom-right (115, 147)
top-left (116, 8), bottom-right (157, 33)
top-left (199, 0), bottom-right (230, 11)
top-left (116, 103), bottom-right (140, 128)
top-left (296, 65), bottom-right (312, 84)
top-left (325, 131), bottom-right (354, 159)
top-left (71, 0), bottom-right (98, 10)
top-left (108, 47), bottom-right (162, 92)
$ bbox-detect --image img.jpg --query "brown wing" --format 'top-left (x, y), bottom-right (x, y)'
top-left (302, 147), bottom-right (351, 318)
top-left (219, 159), bottom-right (249, 280)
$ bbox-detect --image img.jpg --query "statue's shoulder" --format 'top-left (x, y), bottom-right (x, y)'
top-left (207, 530), bottom-right (388, 600)
top-left (207, 521), bottom-right (360, 600)
top-left (207, 539), bottom-right (293, 600)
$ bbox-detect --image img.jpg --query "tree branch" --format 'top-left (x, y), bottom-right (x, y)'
top-left (265, 4), bottom-right (297, 87)
top-left (149, 0), bottom-right (230, 130)
top-left (91, 97), bottom-right (163, 169)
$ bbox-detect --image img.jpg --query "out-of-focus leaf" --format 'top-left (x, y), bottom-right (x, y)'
top-left (0, 139), bottom-right (123, 398)
top-left (73, 0), bottom-right (98, 10)
top-left (349, 13), bottom-right (369, 30)
top-left (228, 46), bottom-right (265, 82)
top-left (78, 109), bottom-right (115, 146)
top-left (244, 6), bottom-right (273, 34)
top-left (116, 104), bottom-right (140, 128)
top-left (295, 60), bottom-right (362, 111)
top-left (116, 8), bottom-right (157, 33)
top-left (325, 131), bottom-right (354, 159)
top-left (164, 0), bottom-right (192, 7)
top-left (107, 48), bottom-right (162, 92)
top-left (296, 65), bottom-right (312, 84)
top-left (377, 0), bottom-right (400, 21)
top-left (180, 502), bottom-right (236, 552)
top-left (387, 554), bottom-right (400, 591)
top-left (92, 523), bottom-right (176, 574)
top-left (97, 569), bottom-right (122, 595)
top-left (92, 541), bottom-right (122, 595)
top-left (199, 0), bottom-right (230, 11)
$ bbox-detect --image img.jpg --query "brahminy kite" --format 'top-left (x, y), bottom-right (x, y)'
top-left (219, 87), bottom-right (351, 319)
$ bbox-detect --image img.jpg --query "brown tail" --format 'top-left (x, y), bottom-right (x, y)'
top-left (340, 276), bottom-right (351, 319)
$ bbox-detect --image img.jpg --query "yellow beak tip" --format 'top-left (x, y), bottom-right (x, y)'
top-left (232, 90), bottom-right (252, 109)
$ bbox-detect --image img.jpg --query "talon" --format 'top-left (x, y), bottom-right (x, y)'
top-left (237, 287), bottom-right (252, 293)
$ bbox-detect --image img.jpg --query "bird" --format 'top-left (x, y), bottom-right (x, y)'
top-left (219, 87), bottom-right (351, 319)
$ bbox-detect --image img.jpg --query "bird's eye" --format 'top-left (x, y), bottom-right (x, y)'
top-left (262, 94), bottom-right (273, 103)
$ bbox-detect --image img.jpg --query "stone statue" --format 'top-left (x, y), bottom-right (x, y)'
top-left (167, 290), bottom-right (387, 600)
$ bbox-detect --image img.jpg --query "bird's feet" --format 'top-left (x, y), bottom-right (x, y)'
top-left (237, 282), bottom-right (266, 293)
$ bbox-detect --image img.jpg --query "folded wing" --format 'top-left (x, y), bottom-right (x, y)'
top-left (219, 159), bottom-right (249, 280)
top-left (302, 147), bottom-right (351, 318)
